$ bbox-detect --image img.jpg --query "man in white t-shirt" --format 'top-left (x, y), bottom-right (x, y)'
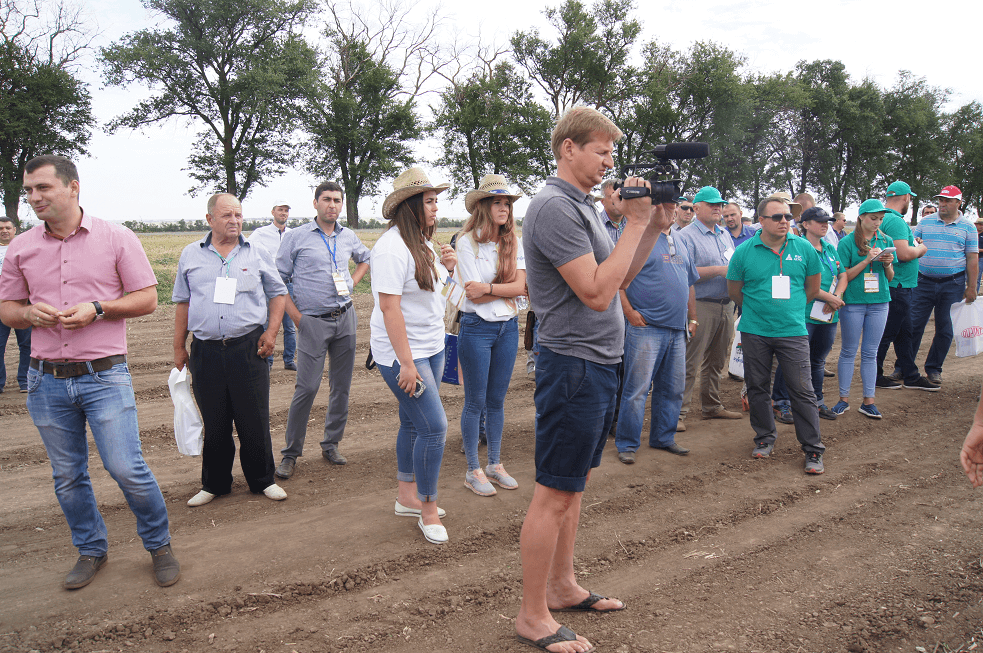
top-left (248, 201), bottom-right (296, 370)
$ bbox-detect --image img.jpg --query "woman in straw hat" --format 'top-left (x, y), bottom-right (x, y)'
top-left (456, 174), bottom-right (526, 497)
top-left (370, 167), bottom-right (457, 544)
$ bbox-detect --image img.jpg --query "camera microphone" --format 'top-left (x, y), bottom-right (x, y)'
top-left (651, 142), bottom-right (710, 160)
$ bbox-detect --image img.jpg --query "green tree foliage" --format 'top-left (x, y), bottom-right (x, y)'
top-left (100, 0), bottom-right (320, 201)
top-left (431, 61), bottom-right (554, 198)
top-left (301, 37), bottom-right (419, 228)
top-left (511, 0), bottom-right (641, 117)
top-left (1, 0), bottom-right (94, 224)
top-left (946, 101), bottom-right (983, 214)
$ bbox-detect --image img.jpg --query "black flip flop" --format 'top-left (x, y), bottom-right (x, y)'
top-left (554, 591), bottom-right (626, 613)
top-left (516, 625), bottom-right (596, 652)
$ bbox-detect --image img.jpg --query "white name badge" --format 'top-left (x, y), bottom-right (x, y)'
top-left (213, 276), bottom-right (237, 304)
top-left (332, 272), bottom-right (351, 296)
top-left (772, 275), bottom-right (791, 299)
top-left (864, 272), bottom-right (879, 293)
top-left (724, 248), bottom-right (734, 261)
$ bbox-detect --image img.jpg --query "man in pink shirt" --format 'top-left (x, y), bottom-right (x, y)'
top-left (0, 155), bottom-right (179, 590)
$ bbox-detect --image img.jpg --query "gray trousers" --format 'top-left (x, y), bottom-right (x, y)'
top-left (741, 332), bottom-right (825, 455)
top-left (680, 299), bottom-right (733, 418)
top-left (281, 309), bottom-right (357, 458)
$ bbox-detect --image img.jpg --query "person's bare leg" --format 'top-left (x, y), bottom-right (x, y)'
top-left (545, 471), bottom-right (624, 612)
top-left (398, 480), bottom-right (442, 526)
top-left (516, 483), bottom-right (593, 653)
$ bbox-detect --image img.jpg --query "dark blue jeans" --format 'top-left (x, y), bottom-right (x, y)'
top-left (0, 323), bottom-right (31, 391)
top-left (910, 273), bottom-right (967, 376)
top-left (877, 286), bottom-right (918, 382)
top-left (773, 321), bottom-right (838, 407)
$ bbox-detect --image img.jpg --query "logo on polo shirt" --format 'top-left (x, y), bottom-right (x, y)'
top-left (785, 254), bottom-right (803, 262)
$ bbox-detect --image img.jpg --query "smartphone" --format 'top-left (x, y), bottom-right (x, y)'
top-left (412, 380), bottom-right (426, 398)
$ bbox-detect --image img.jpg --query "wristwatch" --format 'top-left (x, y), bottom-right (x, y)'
top-left (688, 319), bottom-right (699, 327)
top-left (92, 301), bottom-right (105, 319)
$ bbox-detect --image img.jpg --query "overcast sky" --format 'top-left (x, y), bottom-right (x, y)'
top-left (20, 0), bottom-right (981, 224)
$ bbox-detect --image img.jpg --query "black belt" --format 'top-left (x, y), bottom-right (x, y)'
top-left (697, 297), bottom-right (732, 305)
top-left (918, 271), bottom-right (965, 283)
top-left (312, 303), bottom-right (353, 320)
top-left (195, 326), bottom-right (263, 348)
top-left (30, 355), bottom-right (126, 379)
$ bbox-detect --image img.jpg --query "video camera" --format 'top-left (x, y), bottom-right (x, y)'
top-left (614, 142), bottom-right (710, 204)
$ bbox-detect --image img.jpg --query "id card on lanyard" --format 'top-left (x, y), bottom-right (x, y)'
top-left (319, 230), bottom-right (351, 297)
top-left (771, 239), bottom-right (791, 299)
top-left (211, 248), bottom-right (238, 305)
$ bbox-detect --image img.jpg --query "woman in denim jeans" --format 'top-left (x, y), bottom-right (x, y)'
top-left (833, 199), bottom-right (896, 419)
top-left (456, 175), bottom-right (526, 496)
top-left (370, 168), bottom-right (458, 544)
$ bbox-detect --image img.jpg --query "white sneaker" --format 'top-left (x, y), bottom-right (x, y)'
top-left (394, 501), bottom-right (446, 518)
top-left (263, 484), bottom-right (287, 501)
top-left (187, 490), bottom-right (216, 507)
top-left (418, 516), bottom-right (448, 544)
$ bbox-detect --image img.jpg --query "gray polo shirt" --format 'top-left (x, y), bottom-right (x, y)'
top-left (276, 221), bottom-right (370, 314)
top-left (173, 233), bottom-right (287, 340)
top-left (523, 176), bottom-right (623, 365)
top-left (675, 219), bottom-right (734, 301)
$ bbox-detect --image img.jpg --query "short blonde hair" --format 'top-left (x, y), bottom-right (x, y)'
top-left (551, 106), bottom-right (623, 161)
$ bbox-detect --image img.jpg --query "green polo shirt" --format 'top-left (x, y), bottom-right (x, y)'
top-left (879, 208), bottom-right (918, 288)
top-left (806, 239), bottom-right (843, 325)
top-left (837, 231), bottom-right (894, 304)
top-left (727, 232), bottom-right (822, 337)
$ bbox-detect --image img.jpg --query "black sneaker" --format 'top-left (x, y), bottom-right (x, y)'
top-left (64, 554), bottom-right (108, 589)
top-left (903, 376), bottom-right (941, 392)
top-left (887, 369), bottom-right (903, 382)
top-left (926, 373), bottom-right (942, 386)
top-left (875, 376), bottom-right (902, 389)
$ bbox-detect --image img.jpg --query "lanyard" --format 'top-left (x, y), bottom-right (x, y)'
top-left (820, 246), bottom-right (838, 279)
top-left (770, 238), bottom-right (789, 276)
top-left (318, 230), bottom-right (338, 272)
top-left (211, 248), bottom-right (238, 278)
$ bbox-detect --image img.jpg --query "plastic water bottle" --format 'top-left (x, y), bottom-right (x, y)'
top-left (516, 295), bottom-right (529, 311)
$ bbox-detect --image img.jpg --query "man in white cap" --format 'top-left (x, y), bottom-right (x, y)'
top-left (909, 185), bottom-right (978, 385)
top-left (248, 201), bottom-right (297, 370)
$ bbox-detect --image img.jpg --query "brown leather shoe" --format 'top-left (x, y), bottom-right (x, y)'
top-left (151, 544), bottom-right (181, 587)
top-left (703, 409), bottom-right (743, 420)
top-left (64, 554), bottom-right (107, 589)
top-left (676, 420), bottom-right (687, 432)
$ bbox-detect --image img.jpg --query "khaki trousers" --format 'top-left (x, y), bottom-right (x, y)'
top-left (680, 300), bottom-right (734, 419)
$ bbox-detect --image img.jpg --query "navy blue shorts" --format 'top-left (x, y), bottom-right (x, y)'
top-left (534, 346), bottom-right (619, 492)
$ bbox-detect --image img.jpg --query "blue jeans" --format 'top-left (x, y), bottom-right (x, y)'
top-left (616, 324), bottom-right (685, 451)
top-left (910, 273), bottom-right (967, 376)
top-left (267, 281), bottom-right (296, 367)
top-left (838, 303), bottom-right (890, 399)
top-left (378, 351), bottom-right (448, 502)
top-left (773, 321), bottom-right (837, 406)
top-left (26, 362), bottom-right (170, 556)
top-left (457, 314), bottom-right (518, 470)
top-left (877, 286), bottom-right (919, 382)
top-left (0, 323), bottom-right (31, 391)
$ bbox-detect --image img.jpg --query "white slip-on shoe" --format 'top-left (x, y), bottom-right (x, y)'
top-left (418, 516), bottom-right (448, 544)
top-left (263, 484), bottom-right (287, 501)
top-left (187, 490), bottom-right (216, 507)
top-left (394, 501), bottom-right (446, 518)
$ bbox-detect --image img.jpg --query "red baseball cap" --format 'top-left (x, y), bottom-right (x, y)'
top-left (935, 185), bottom-right (963, 200)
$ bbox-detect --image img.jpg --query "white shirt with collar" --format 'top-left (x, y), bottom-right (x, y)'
top-left (247, 221), bottom-right (291, 258)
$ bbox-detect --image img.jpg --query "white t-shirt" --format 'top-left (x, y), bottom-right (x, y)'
top-left (454, 232), bottom-right (526, 322)
top-left (370, 226), bottom-right (448, 367)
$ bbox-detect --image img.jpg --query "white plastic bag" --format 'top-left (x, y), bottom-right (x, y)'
top-left (168, 366), bottom-right (203, 456)
top-left (950, 299), bottom-right (983, 358)
top-left (728, 316), bottom-right (744, 377)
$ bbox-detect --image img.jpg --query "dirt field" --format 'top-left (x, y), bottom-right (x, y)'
top-left (2, 298), bottom-right (983, 653)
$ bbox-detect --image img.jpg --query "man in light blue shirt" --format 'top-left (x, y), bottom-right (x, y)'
top-left (274, 181), bottom-right (370, 476)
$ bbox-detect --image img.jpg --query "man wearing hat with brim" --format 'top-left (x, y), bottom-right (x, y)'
top-left (874, 181), bottom-right (935, 391)
top-left (675, 186), bottom-right (743, 428)
top-left (909, 185), bottom-right (978, 385)
top-left (247, 200), bottom-right (298, 370)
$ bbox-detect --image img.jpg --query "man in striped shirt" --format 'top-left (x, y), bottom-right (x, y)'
top-left (909, 185), bottom-right (978, 385)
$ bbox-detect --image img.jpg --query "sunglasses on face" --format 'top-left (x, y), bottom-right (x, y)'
top-left (762, 213), bottom-right (794, 222)
top-left (679, 206), bottom-right (695, 212)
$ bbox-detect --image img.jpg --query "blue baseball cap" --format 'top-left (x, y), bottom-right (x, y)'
top-left (886, 181), bottom-right (917, 198)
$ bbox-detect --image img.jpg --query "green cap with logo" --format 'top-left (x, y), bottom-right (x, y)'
top-left (858, 198), bottom-right (887, 215)
top-left (885, 181), bottom-right (917, 198)
top-left (693, 186), bottom-right (727, 205)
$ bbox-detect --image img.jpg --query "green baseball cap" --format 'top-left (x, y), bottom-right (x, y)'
top-left (886, 181), bottom-right (917, 198)
top-left (858, 198), bottom-right (887, 215)
top-left (693, 186), bottom-right (727, 205)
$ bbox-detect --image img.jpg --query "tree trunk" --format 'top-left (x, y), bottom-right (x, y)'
top-left (346, 194), bottom-right (359, 229)
top-left (3, 194), bottom-right (20, 227)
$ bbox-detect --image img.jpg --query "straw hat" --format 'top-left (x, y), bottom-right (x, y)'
top-left (382, 167), bottom-right (449, 220)
top-left (765, 191), bottom-right (802, 219)
top-left (464, 174), bottom-right (522, 214)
